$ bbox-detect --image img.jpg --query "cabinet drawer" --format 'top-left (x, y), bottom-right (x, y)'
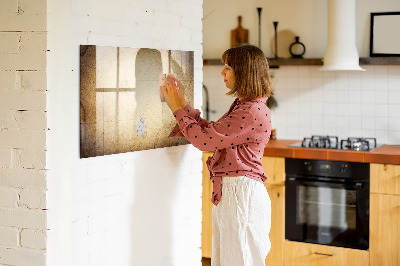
top-left (284, 241), bottom-right (369, 266)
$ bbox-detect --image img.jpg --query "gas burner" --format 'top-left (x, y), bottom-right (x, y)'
top-left (290, 136), bottom-right (380, 151)
top-left (340, 137), bottom-right (377, 151)
top-left (301, 135), bottom-right (339, 149)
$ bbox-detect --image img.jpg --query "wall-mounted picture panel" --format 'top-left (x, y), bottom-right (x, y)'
top-left (80, 45), bottom-right (194, 158)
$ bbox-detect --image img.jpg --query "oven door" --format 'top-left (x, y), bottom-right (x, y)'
top-left (285, 177), bottom-right (369, 250)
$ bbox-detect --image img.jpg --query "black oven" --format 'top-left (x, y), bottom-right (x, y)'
top-left (285, 158), bottom-right (369, 250)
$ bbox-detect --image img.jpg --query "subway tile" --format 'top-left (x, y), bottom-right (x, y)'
top-left (298, 67), bottom-right (311, 78)
top-left (388, 131), bottom-right (400, 144)
top-left (323, 103), bottom-right (336, 115)
top-left (374, 90), bottom-right (388, 104)
top-left (374, 130), bottom-right (389, 144)
top-left (348, 116), bottom-right (362, 129)
top-left (286, 77), bottom-right (299, 89)
top-left (375, 104), bottom-right (389, 117)
top-left (388, 117), bottom-right (400, 131)
top-left (336, 103), bottom-right (349, 116)
top-left (336, 90), bottom-right (349, 103)
top-left (388, 104), bottom-right (400, 117)
top-left (362, 116), bottom-right (375, 130)
top-left (361, 129), bottom-right (375, 138)
top-left (374, 77), bottom-right (388, 91)
top-left (298, 77), bottom-right (310, 89)
top-left (361, 90), bottom-right (374, 104)
top-left (348, 90), bottom-right (362, 103)
top-left (361, 103), bottom-right (375, 117)
top-left (285, 66), bottom-right (298, 77)
top-left (388, 75), bottom-right (400, 91)
top-left (323, 115), bottom-right (336, 129)
top-left (310, 66), bottom-right (324, 77)
top-left (336, 115), bottom-right (348, 129)
top-left (348, 103), bottom-right (362, 116)
top-left (388, 91), bottom-right (400, 104)
top-left (374, 65), bottom-right (388, 78)
top-left (349, 128), bottom-right (362, 137)
top-left (311, 102), bottom-right (324, 113)
top-left (323, 87), bottom-right (336, 103)
top-left (374, 117), bottom-right (389, 131)
top-left (348, 74), bottom-right (362, 90)
top-left (388, 65), bottom-right (400, 76)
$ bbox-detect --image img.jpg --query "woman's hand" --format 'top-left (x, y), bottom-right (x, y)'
top-left (174, 78), bottom-right (187, 108)
top-left (161, 77), bottom-right (185, 113)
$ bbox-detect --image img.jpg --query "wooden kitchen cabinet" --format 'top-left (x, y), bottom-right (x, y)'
top-left (370, 163), bottom-right (400, 266)
top-left (284, 241), bottom-right (369, 266)
top-left (201, 154), bottom-right (286, 266)
top-left (264, 184), bottom-right (285, 266)
top-left (370, 163), bottom-right (400, 195)
top-left (202, 152), bottom-right (213, 258)
top-left (370, 193), bottom-right (400, 266)
top-left (262, 156), bottom-right (285, 266)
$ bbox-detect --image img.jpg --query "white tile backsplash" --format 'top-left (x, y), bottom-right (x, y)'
top-left (203, 65), bottom-right (400, 144)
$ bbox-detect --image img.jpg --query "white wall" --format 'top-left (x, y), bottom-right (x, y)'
top-left (0, 0), bottom-right (48, 265)
top-left (203, 0), bottom-right (400, 58)
top-left (46, 0), bottom-right (203, 266)
top-left (203, 0), bottom-right (400, 145)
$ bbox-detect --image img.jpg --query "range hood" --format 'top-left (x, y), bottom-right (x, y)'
top-left (320, 0), bottom-right (365, 71)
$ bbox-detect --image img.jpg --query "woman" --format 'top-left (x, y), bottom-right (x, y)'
top-left (161, 44), bottom-right (273, 266)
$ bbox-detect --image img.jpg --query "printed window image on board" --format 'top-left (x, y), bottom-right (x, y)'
top-left (80, 45), bottom-right (194, 158)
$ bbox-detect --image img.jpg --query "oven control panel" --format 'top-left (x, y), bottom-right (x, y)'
top-left (286, 158), bottom-right (369, 180)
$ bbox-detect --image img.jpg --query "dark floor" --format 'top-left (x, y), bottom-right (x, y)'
top-left (202, 257), bottom-right (211, 266)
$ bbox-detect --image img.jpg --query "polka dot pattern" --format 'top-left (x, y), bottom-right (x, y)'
top-left (169, 97), bottom-right (272, 206)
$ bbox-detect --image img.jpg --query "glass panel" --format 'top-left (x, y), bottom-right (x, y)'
top-left (297, 186), bottom-right (356, 230)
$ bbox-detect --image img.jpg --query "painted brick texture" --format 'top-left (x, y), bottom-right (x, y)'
top-left (0, 0), bottom-right (47, 265)
top-left (46, 0), bottom-right (203, 265)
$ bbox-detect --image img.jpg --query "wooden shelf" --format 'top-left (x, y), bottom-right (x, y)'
top-left (203, 57), bottom-right (400, 67)
top-left (203, 58), bottom-right (323, 67)
top-left (359, 57), bottom-right (400, 65)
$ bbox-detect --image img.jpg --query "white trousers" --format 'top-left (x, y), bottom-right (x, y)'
top-left (212, 176), bottom-right (271, 266)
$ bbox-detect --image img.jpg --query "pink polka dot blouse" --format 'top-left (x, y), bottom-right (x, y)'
top-left (169, 97), bottom-right (272, 206)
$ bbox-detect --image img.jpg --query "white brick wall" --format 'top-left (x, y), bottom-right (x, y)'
top-left (46, 1), bottom-right (203, 266)
top-left (0, 0), bottom-right (48, 265)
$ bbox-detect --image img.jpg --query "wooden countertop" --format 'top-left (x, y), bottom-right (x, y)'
top-left (263, 139), bottom-right (400, 165)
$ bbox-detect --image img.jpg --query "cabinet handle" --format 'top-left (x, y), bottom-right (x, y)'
top-left (314, 252), bottom-right (335, 257)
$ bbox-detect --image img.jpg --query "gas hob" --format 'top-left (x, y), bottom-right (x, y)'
top-left (289, 135), bottom-right (383, 151)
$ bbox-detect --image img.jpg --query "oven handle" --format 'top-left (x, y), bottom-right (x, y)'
top-left (286, 177), bottom-right (364, 189)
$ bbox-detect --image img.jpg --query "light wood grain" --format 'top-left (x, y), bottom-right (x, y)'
top-left (264, 184), bottom-right (285, 266)
top-left (370, 163), bottom-right (400, 195)
top-left (284, 241), bottom-right (369, 266)
top-left (201, 152), bottom-right (214, 258)
top-left (261, 156), bottom-right (285, 185)
top-left (370, 193), bottom-right (400, 266)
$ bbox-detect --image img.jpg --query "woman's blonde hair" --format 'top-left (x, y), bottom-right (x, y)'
top-left (221, 44), bottom-right (273, 99)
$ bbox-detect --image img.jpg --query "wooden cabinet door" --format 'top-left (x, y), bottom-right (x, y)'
top-left (201, 152), bottom-right (213, 258)
top-left (262, 156), bottom-right (285, 186)
top-left (284, 241), bottom-right (369, 266)
top-left (264, 184), bottom-right (284, 266)
top-left (370, 193), bottom-right (400, 266)
top-left (370, 163), bottom-right (400, 195)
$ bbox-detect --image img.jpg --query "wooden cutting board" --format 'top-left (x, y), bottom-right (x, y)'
top-left (231, 16), bottom-right (249, 48)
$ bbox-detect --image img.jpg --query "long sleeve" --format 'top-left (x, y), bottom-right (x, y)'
top-left (169, 104), bottom-right (211, 137)
top-left (172, 105), bottom-right (257, 152)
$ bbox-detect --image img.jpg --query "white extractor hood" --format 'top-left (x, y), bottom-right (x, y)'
top-left (320, 0), bottom-right (365, 71)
